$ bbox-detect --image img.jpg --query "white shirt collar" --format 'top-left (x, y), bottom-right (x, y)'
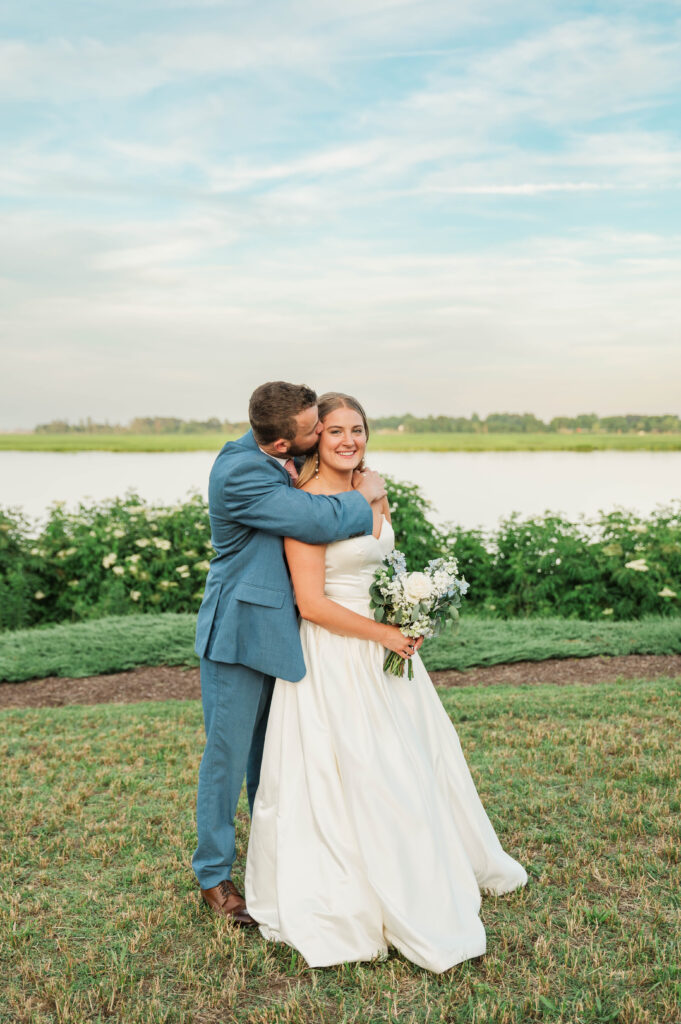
top-left (258, 445), bottom-right (289, 467)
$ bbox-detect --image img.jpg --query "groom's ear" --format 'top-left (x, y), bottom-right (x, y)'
top-left (270, 438), bottom-right (290, 455)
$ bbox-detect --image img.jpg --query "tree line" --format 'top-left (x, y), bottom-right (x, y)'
top-left (34, 412), bottom-right (681, 435)
top-left (372, 412), bottom-right (681, 434)
top-left (34, 417), bottom-right (250, 435)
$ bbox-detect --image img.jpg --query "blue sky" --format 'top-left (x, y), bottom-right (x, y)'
top-left (1, 0), bottom-right (680, 428)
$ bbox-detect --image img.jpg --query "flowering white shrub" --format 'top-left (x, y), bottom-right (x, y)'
top-left (0, 492), bottom-right (214, 628)
top-left (625, 559), bottom-right (649, 572)
top-left (1, 489), bottom-right (679, 631)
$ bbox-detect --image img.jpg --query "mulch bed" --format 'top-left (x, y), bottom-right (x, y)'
top-left (1, 655), bottom-right (680, 710)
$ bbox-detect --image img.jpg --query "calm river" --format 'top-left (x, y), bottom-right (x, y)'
top-left (2, 450), bottom-right (680, 531)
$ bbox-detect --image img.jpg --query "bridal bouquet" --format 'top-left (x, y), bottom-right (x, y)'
top-left (370, 550), bottom-right (469, 679)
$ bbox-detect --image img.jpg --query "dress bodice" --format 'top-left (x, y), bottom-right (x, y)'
top-left (323, 516), bottom-right (395, 612)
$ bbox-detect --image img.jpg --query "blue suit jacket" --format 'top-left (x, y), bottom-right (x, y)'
top-left (195, 430), bottom-right (373, 681)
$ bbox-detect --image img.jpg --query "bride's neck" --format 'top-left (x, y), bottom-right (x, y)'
top-left (316, 464), bottom-right (353, 492)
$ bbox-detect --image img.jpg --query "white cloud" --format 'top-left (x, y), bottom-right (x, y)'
top-left (2, 10), bottom-right (679, 213)
top-left (403, 17), bottom-right (679, 128)
top-left (1, 5), bottom-right (679, 429)
top-left (2, 203), bottom-right (680, 426)
top-left (0, 0), bottom-right (510, 102)
top-left (473, 17), bottom-right (681, 119)
top-left (0, 31), bottom-right (328, 100)
top-left (410, 182), bottom-right (617, 196)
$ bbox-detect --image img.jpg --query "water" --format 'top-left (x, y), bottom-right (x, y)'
top-left (2, 449), bottom-right (680, 531)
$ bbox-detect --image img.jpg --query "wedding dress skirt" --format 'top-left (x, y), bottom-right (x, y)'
top-left (245, 519), bottom-right (527, 973)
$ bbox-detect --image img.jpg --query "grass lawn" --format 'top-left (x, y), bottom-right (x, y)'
top-left (2, 432), bottom-right (681, 452)
top-left (2, 614), bottom-right (681, 682)
top-left (1, 677), bottom-right (679, 1023)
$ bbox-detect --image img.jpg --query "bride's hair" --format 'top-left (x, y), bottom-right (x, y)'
top-left (296, 392), bottom-right (370, 488)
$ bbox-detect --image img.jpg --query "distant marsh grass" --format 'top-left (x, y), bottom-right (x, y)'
top-left (2, 431), bottom-right (681, 452)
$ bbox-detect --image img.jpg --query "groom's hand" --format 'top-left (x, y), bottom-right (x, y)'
top-left (353, 468), bottom-right (386, 504)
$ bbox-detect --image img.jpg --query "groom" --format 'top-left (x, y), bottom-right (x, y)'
top-left (192, 381), bottom-right (386, 925)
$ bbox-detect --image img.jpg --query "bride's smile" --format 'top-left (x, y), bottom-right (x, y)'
top-left (319, 407), bottom-right (367, 475)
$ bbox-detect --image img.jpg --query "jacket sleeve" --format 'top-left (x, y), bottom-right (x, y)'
top-left (221, 457), bottom-right (373, 544)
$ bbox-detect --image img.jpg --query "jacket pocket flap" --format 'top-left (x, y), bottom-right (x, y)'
top-left (234, 582), bottom-right (286, 609)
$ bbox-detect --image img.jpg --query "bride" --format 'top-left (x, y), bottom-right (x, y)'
top-left (245, 392), bottom-right (527, 973)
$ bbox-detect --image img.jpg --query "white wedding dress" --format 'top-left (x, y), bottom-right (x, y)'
top-left (245, 518), bottom-right (527, 973)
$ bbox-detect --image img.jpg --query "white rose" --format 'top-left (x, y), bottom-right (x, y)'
top-left (402, 572), bottom-right (434, 604)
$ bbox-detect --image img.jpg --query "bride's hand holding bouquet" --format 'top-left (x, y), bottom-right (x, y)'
top-left (370, 550), bottom-right (469, 679)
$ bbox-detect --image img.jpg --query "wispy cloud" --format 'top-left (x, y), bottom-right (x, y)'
top-left (1, 3), bottom-right (680, 427)
top-left (0, 32), bottom-right (329, 100)
top-left (409, 182), bottom-right (618, 195)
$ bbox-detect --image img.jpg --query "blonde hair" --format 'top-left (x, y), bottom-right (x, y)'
top-left (297, 392), bottom-right (370, 488)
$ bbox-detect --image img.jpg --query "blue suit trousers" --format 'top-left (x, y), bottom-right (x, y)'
top-left (192, 657), bottom-right (274, 889)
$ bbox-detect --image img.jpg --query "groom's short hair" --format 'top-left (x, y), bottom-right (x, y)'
top-left (249, 382), bottom-right (318, 444)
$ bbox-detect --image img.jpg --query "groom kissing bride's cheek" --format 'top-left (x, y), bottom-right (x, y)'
top-left (192, 381), bottom-right (527, 972)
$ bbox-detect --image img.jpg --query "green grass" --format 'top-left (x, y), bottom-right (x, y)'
top-left (0, 614), bottom-right (198, 682)
top-left (1, 614), bottom-right (681, 683)
top-left (2, 432), bottom-right (681, 452)
top-left (1, 677), bottom-right (679, 1023)
top-left (369, 432), bottom-right (681, 452)
top-left (0, 433), bottom-right (236, 452)
top-left (424, 615), bottom-right (681, 671)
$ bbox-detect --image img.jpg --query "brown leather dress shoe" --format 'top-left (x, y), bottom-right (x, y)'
top-left (200, 879), bottom-right (258, 927)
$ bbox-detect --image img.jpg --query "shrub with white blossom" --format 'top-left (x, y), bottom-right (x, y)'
top-left (0, 490), bottom-right (679, 630)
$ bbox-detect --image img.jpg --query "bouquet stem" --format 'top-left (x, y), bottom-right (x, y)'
top-left (383, 651), bottom-right (414, 680)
